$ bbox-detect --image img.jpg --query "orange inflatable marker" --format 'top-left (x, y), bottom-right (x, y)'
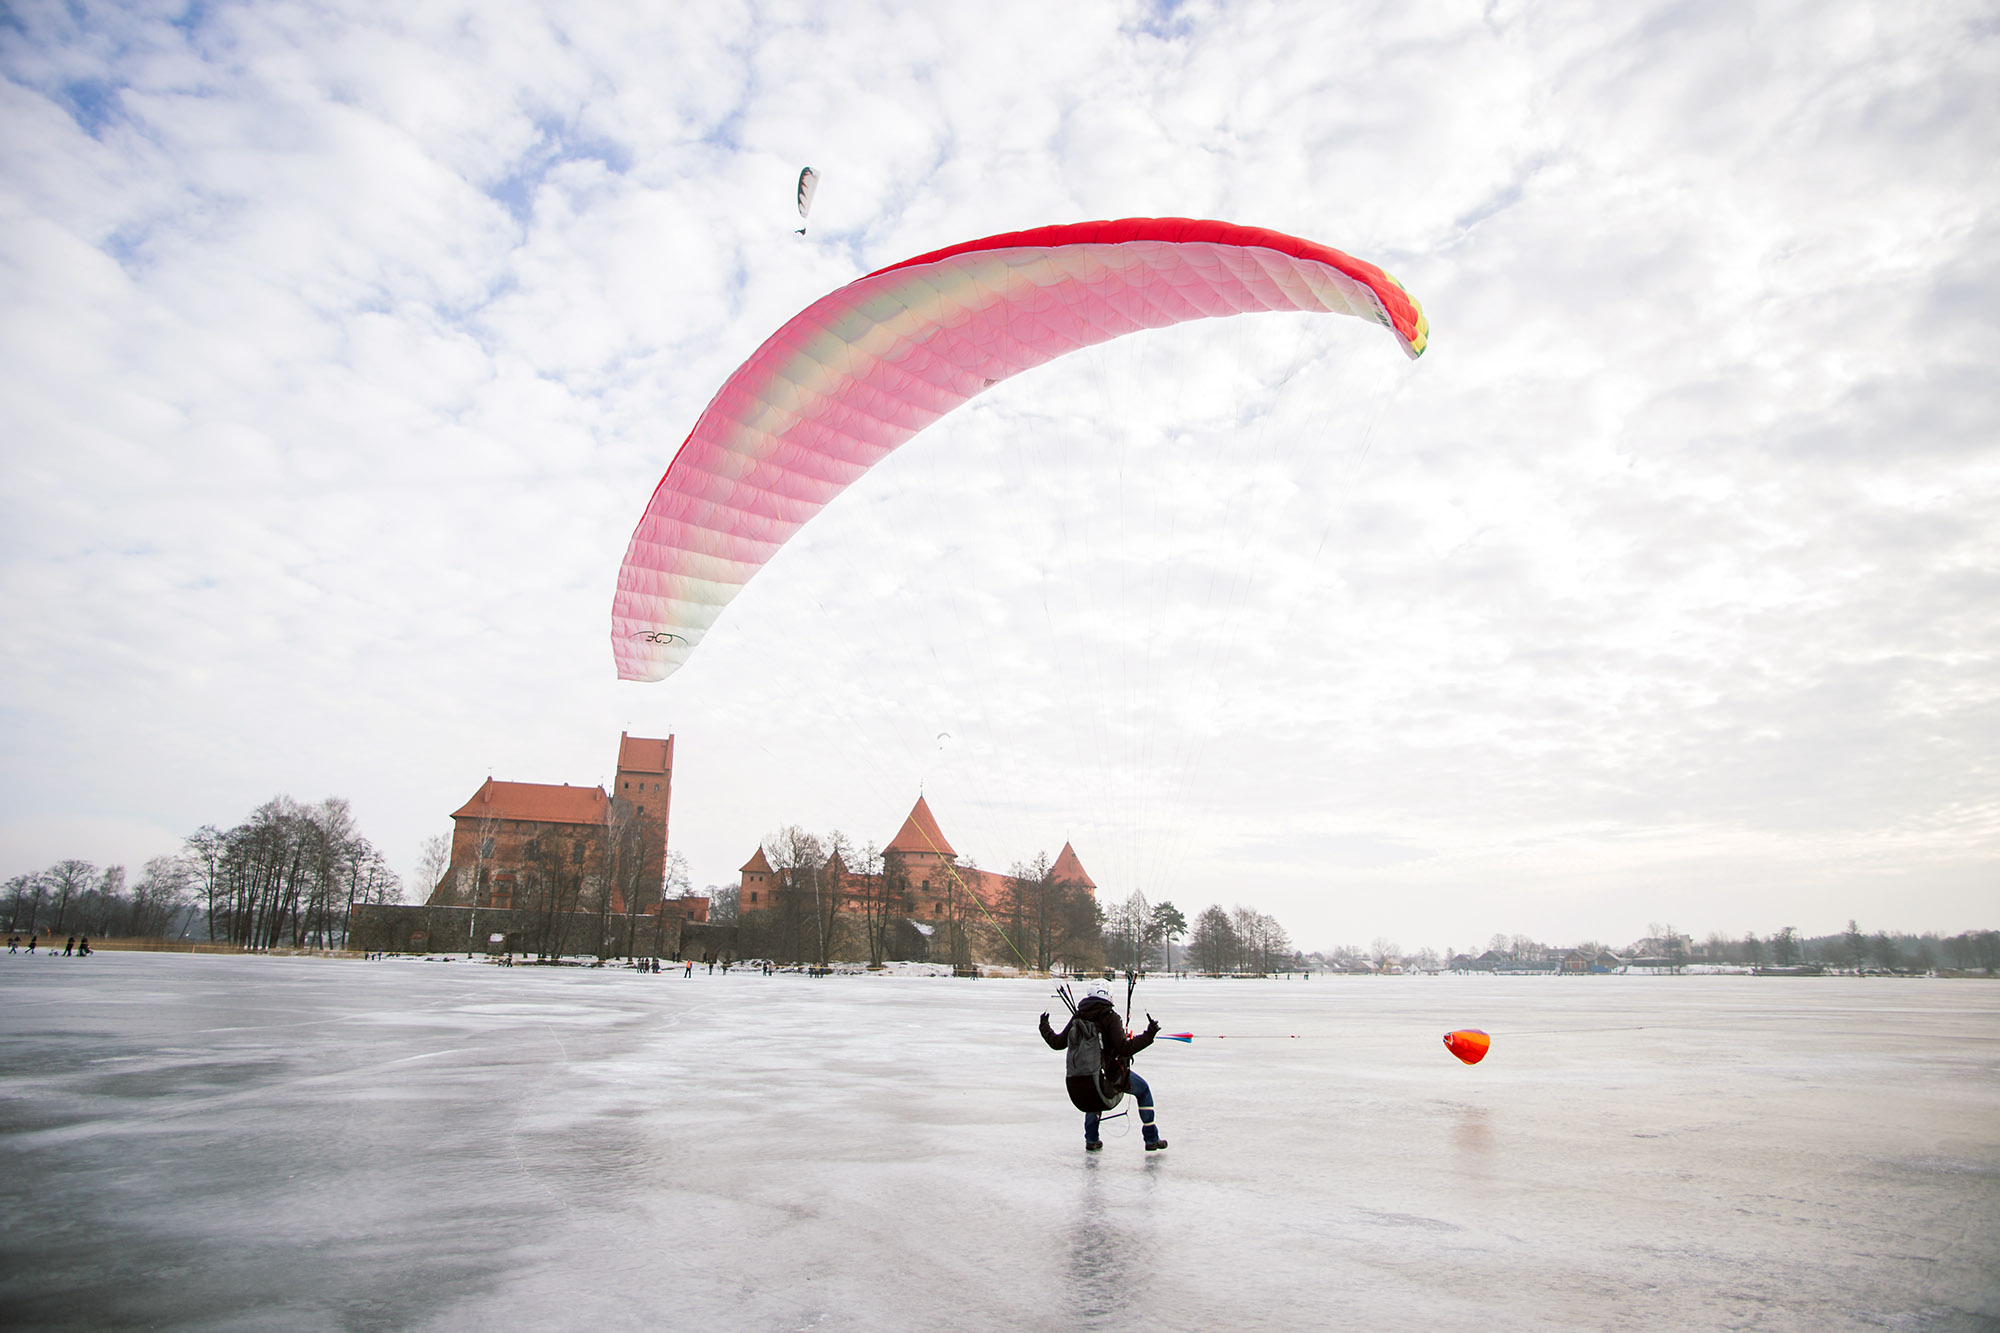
top-left (1443, 1029), bottom-right (1491, 1065)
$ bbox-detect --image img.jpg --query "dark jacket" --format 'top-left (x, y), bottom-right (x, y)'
top-left (1039, 997), bottom-right (1158, 1093)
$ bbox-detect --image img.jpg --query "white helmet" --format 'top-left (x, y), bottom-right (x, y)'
top-left (1082, 983), bottom-right (1113, 1004)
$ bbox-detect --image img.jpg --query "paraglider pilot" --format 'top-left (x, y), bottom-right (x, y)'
top-left (1040, 983), bottom-right (1166, 1153)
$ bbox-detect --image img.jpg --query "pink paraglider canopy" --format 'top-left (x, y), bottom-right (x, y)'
top-left (612, 217), bottom-right (1427, 682)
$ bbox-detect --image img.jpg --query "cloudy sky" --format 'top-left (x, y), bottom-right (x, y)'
top-left (3, 0), bottom-right (1994, 953)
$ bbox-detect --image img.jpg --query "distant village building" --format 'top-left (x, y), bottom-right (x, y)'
top-left (1561, 949), bottom-right (1626, 974)
top-left (1454, 948), bottom-right (1624, 975)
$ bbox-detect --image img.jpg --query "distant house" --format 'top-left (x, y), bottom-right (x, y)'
top-left (1561, 949), bottom-right (1625, 974)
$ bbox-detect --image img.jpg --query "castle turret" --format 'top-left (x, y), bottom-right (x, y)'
top-left (1050, 841), bottom-right (1095, 889)
top-left (612, 733), bottom-right (674, 902)
top-left (740, 846), bottom-right (775, 910)
top-left (886, 795), bottom-right (958, 917)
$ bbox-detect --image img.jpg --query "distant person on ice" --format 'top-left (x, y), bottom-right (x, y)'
top-left (1039, 983), bottom-right (1166, 1153)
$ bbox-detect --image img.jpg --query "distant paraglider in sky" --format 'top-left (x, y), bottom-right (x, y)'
top-left (795, 167), bottom-right (818, 235)
top-left (611, 218), bottom-right (1428, 683)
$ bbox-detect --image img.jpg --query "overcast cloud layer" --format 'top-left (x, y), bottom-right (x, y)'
top-left (3, 0), bottom-right (1995, 952)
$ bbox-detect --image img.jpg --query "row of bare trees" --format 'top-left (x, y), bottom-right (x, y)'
top-left (1446, 923), bottom-right (2000, 974)
top-left (4, 796), bottom-right (403, 947)
top-left (3, 859), bottom-right (192, 939)
top-left (1724, 924), bottom-right (1997, 972)
top-left (187, 797), bottom-right (402, 948)
top-left (1099, 890), bottom-right (1188, 972)
top-left (1184, 904), bottom-right (1296, 974)
top-left (1093, 892), bottom-right (1306, 976)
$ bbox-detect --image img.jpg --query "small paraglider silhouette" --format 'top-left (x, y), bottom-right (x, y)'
top-left (795, 167), bottom-right (818, 235)
top-left (1443, 1029), bottom-right (1491, 1065)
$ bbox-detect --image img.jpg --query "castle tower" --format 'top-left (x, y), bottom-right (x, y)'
top-left (613, 733), bottom-right (673, 888)
top-left (739, 847), bottom-right (775, 911)
top-left (885, 795), bottom-right (957, 918)
top-left (614, 733), bottom-right (673, 832)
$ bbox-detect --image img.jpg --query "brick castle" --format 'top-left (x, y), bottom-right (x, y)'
top-left (738, 794), bottom-right (1095, 925)
top-left (353, 736), bottom-right (1099, 966)
top-left (427, 732), bottom-right (698, 921)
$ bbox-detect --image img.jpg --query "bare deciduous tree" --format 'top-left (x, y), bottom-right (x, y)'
top-left (854, 842), bottom-right (904, 967)
top-left (1007, 854), bottom-right (1058, 971)
top-left (760, 826), bottom-right (826, 964)
top-left (43, 860), bottom-right (96, 934)
top-left (415, 834), bottom-right (450, 903)
top-left (1102, 890), bottom-right (1152, 972)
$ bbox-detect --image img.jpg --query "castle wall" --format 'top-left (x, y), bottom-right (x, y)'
top-left (351, 903), bottom-right (696, 959)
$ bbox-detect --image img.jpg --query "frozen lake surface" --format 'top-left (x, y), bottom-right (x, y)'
top-left (2, 954), bottom-right (1996, 1331)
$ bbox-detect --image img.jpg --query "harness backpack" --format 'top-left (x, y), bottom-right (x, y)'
top-left (1064, 1012), bottom-right (1125, 1113)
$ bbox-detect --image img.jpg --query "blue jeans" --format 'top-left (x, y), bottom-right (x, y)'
top-left (1085, 1070), bottom-right (1158, 1144)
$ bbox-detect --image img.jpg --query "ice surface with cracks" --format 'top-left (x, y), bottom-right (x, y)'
top-left (1, 955), bottom-right (1996, 1330)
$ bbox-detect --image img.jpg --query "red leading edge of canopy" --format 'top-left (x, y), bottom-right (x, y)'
top-left (867, 217), bottom-right (1427, 356)
top-left (633, 217), bottom-right (1424, 520)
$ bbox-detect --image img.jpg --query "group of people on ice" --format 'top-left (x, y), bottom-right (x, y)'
top-left (8, 934), bottom-right (91, 955)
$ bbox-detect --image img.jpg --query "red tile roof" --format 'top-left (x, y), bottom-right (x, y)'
top-left (887, 795), bottom-right (955, 857)
top-left (740, 847), bottom-right (774, 874)
top-left (1050, 841), bottom-right (1095, 888)
top-left (961, 865), bottom-right (1012, 904)
top-left (451, 778), bottom-right (608, 827)
top-left (618, 732), bottom-right (673, 774)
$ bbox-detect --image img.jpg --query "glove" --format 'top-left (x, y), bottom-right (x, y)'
top-left (1040, 1011), bottom-right (1050, 1023)
top-left (1143, 1015), bottom-right (1160, 1037)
